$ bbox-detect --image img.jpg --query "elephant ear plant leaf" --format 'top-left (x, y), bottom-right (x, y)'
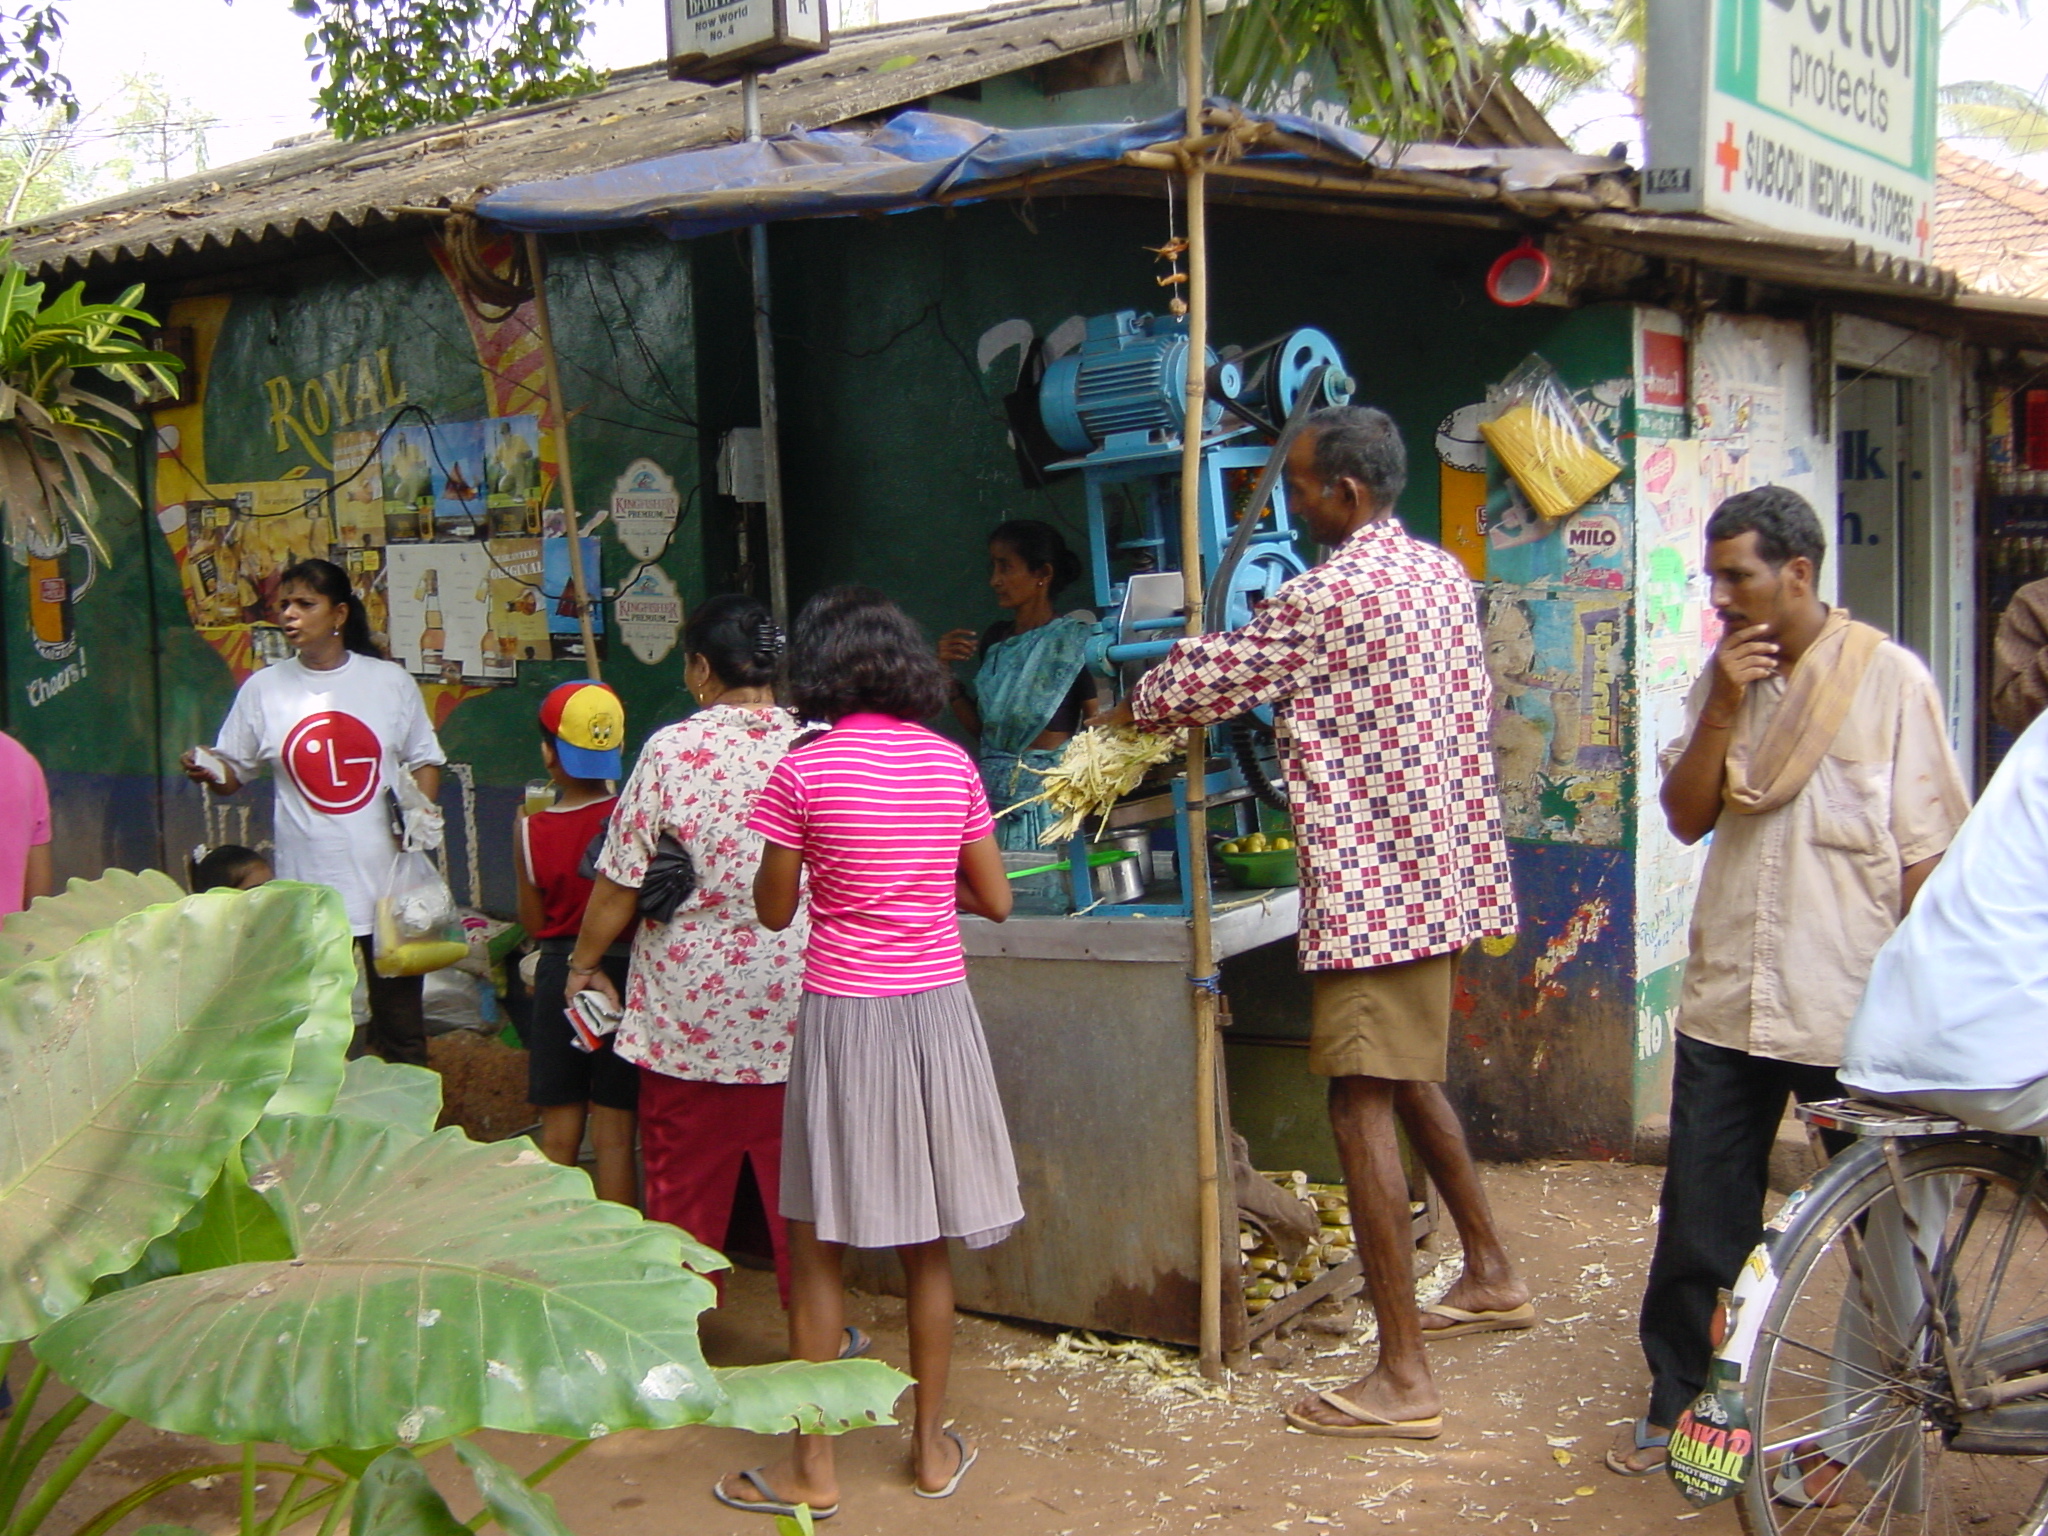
top-left (0, 881), bottom-right (351, 1341)
top-left (327, 1055), bottom-right (445, 1138)
top-left (349, 1451), bottom-right (470, 1536)
top-left (2, 871), bottom-right (911, 1536)
top-left (256, 888), bottom-right (360, 1119)
top-left (43, 1115), bottom-right (747, 1447)
top-left (450, 1440), bottom-right (574, 1536)
top-left (0, 868), bottom-right (184, 977)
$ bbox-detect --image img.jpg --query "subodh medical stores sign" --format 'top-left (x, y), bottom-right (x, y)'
top-left (1643, 0), bottom-right (1938, 260)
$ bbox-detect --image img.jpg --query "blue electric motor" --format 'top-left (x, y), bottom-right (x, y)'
top-left (1038, 311), bottom-right (1238, 457)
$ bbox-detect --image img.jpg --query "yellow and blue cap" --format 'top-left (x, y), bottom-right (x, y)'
top-left (539, 681), bottom-right (624, 779)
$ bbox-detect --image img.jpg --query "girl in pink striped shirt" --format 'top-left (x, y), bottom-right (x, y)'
top-left (716, 587), bottom-right (1019, 1522)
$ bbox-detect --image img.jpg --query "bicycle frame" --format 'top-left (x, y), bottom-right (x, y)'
top-left (1675, 1099), bottom-right (2048, 1508)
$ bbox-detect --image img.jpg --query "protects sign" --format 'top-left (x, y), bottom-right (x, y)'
top-left (1643, 0), bottom-right (1937, 261)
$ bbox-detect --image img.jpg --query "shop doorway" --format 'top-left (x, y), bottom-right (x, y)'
top-left (1835, 370), bottom-right (1936, 666)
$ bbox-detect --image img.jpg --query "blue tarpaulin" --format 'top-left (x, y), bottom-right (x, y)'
top-left (475, 105), bottom-right (1619, 240)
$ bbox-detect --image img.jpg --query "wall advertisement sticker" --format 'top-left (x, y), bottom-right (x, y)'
top-left (616, 566), bottom-right (684, 665)
top-left (611, 458), bottom-right (681, 562)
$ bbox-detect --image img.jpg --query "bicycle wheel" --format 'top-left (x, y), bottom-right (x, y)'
top-left (1739, 1136), bottom-right (2048, 1536)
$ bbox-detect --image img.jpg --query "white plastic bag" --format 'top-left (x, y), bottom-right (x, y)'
top-left (372, 849), bottom-right (467, 977)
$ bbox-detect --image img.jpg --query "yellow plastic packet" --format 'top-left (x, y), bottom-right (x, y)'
top-left (1478, 355), bottom-right (1624, 520)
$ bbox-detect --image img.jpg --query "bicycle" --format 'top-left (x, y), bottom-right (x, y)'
top-left (1671, 1097), bottom-right (2048, 1535)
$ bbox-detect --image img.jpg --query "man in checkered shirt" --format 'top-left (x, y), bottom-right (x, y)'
top-left (1104, 405), bottom-right (1527, 1439)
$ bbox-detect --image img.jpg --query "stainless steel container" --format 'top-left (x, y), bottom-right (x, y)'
top-left (1091, 832), bottom-right (1150, 905)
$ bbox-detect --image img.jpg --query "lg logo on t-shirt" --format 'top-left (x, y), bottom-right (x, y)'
top-left (283, 710), bottom-right (384, 815)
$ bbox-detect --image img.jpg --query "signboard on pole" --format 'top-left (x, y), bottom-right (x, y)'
top-left (667, 0), bottom-right (828, 83)
top-left (1643, 0), bottom-right (1939, 262)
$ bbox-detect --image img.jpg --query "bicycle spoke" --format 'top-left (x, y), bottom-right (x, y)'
top-left (1742, 1143), bottom-right (2048, 1536)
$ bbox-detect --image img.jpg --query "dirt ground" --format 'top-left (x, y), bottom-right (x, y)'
top-left (12, 1158), bottom-right (1744, 1536)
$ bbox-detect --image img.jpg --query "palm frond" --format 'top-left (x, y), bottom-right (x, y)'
top-left (1135, 0), bottom-right (1480, 141)
top-left (1940, 79), bottom-right (2048, 154)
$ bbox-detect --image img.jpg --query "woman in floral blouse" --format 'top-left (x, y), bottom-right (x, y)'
top-left (568, 594), bottom-right (809, 1301)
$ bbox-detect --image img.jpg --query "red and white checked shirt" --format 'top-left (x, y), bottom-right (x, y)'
top-left (1130, 519), bottom-right (1517, 971)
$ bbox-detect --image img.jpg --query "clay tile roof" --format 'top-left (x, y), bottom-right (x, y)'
top-left (1935, 143), bottom-right (2048, 300)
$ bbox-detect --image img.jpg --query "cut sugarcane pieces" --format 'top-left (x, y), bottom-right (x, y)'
top-left (1007, 726), bottom-right (1181, 846)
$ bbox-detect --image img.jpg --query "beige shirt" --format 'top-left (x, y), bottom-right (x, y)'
top-left (1662, 640), bottom-right (1970, 1067)
top-left (1991, 577), bottom-right (2048, 738)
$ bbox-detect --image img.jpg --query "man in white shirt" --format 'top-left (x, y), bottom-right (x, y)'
top-left (1843, 706), bottom-right (2048, 1130)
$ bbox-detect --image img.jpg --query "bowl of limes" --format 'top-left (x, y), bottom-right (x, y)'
top-left (1215, 831), bottom-right (1298, 888)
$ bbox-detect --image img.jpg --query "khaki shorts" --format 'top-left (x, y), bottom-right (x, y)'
top-left (1308, 951), bottom-right (1459, 1082)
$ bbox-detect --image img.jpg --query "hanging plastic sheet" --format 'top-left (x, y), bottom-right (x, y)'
top-left (474, 105), bottom-right (1622, 240)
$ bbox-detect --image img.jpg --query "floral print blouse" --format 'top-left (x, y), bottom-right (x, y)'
top-left (597, 704), bottom-right (809, 1084)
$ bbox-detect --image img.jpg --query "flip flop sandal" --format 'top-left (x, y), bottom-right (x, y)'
top-left (838, 1326), bottom-right (871, 1360)
top-left (1420, 1302), bottom-right (1538, 1340)
top-left (1603, 1418), bottom-right (1670, 1477)
top-left (913, 1428), bottom-right (978, 1499)
top-left (1282, 1390), bottom-right (1443, 1440)
top-left (711, 1468), bottom-right (839, 1521)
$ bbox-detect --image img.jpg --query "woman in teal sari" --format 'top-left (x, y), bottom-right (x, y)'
top-left (938, 520), bottom-right (1098, 850)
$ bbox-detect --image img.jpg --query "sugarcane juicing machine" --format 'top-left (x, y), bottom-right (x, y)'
top-left (1025, 309), bottom-right (1353, 917)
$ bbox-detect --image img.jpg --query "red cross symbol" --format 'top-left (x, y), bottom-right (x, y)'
top-left (1916, 205), bottom-right (1930, 254)
top-left (1714, 122), bottom-right (1742, 192)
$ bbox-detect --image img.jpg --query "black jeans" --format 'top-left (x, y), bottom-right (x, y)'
top-left (353, 936), bottom-right (429, 1067)
top-left (1640, 1032), bottom-right (1843, 1426)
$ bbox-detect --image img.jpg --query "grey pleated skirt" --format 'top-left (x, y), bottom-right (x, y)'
top-left (780, 982), bottom-right (1024, 1251)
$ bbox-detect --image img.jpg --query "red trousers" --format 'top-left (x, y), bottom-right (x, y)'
top-left (637, 1069), bottom-right (790, 1306)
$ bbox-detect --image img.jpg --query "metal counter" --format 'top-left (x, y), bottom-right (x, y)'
top-left (849, 890), bottom-right (1301, 1346)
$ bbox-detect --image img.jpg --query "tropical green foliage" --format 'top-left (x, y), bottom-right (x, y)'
top-left (293, 0), bottom-right (605, 141)
top-left (0, 883), bottom-right (337, 1340)
top-left (0, 4), bottom-right (71, 125)
top-left (0, 2), bottom-right (603, 154)
top-left (1182, 0), bottom-right (1481, 140)
top-left (0, 243), bottom-right (181, 559)
top-left (0, 873), bottom-right (910, 1536)
top-left (1940, 79), bottom-right (2048, 155)
top-left (0, 107), bottom-right (96, 223)
top-left (1476, 0), bottom-right (1642, 119)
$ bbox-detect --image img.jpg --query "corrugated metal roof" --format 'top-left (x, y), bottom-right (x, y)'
top-left (10, 0), bottom-right (2042, 337)
top-left (1935, 144), bottom-right (2048, 302)
top-left (4, 0), bottom-right (1145, 282)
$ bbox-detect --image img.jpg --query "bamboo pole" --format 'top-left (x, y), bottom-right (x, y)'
top-left (1176, 0), bottom-right (1225, 1385)
top-left (742, 70), bottom-right (791, 628)
top-left (523, 232), bottom-right (603, 681)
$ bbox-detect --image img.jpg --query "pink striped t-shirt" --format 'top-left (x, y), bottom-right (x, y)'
top-left (748, 713), bottom-right (995, 997)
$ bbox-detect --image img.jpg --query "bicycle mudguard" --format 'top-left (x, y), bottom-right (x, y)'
top-left (1665, 1178), bottom-right (1830, 1505)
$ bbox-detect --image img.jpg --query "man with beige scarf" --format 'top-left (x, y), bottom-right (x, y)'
top-left (1606, 485), bottom-right (1970, 1479)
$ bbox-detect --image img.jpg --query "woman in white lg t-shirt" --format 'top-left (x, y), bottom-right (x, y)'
top-left (182, 558), bottom-right (448, 1065)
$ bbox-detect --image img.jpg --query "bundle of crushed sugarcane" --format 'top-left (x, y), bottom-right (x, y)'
top-left (1008, 725), bottom-right (1181, 846)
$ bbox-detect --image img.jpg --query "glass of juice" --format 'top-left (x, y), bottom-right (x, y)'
top-left (523, 779), bottom-right (556, 817)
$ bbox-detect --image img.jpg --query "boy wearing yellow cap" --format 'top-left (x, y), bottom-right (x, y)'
top-left (515, 680), bottom-right (638, 1203)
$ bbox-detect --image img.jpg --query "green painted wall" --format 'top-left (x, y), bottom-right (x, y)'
top-left (188, 234), bottom-right (706, 769)
top-left (1, 232), bottom-right (709, 900)
top-left (765, 197), bottom-right (1629, 642)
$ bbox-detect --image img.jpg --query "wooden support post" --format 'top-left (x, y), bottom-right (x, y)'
top-left (1175, 0), bottom-right (1224, 1384)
